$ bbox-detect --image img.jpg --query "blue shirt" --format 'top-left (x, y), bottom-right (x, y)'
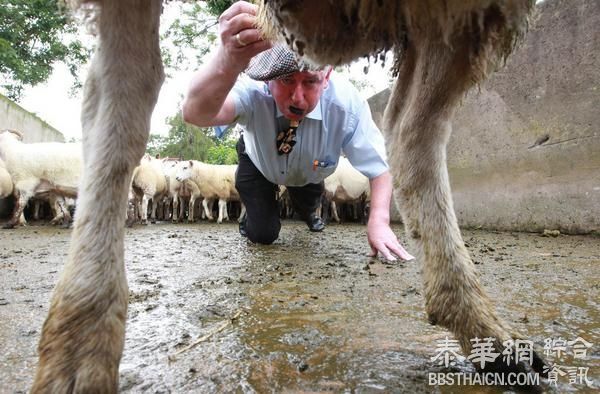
top-left (226, 74), bottom-right (389, 186)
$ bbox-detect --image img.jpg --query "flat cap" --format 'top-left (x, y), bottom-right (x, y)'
top-left (245, 44), bottom-right (322, 81)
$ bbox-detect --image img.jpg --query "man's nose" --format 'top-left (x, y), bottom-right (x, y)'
top-left (291, 84), bottom-right (304, 102)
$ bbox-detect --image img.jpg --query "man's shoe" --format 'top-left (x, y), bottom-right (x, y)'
top-left (239, 217), bottom-right (248, 237)
top-left (306, 214), bottom-right (325, 232)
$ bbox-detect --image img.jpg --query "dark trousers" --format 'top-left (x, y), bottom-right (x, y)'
top-left (235, 136), bottom-right (323, 244)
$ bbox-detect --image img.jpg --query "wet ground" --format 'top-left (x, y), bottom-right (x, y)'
top-left (0, 221), bottom-right (598, 393)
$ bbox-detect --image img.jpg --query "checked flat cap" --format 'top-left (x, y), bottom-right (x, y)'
top-left (245, 44), bottom-right (323, 81)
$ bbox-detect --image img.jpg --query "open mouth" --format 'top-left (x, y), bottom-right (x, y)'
top-left (289, 106), bottom-right (305, 116)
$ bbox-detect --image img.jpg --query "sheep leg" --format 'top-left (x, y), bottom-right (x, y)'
top-left (217, 198), bottom-right (227, 224)
top-left (188, 194), bottom-right (196, 223)
top-left (172, 195), bottom-right (179, 222)
top-left (387, 29), bottom-right (546, 377)
top-left (150, 196), bottom-right (158, 223)
top-left (330, 201), bottom-right (340, 223)
top-left (4, 188), bottom-right (30, 229)
top-left (31, 0), bottom-right (164, 392)
top-left (140, 194), bottom-right (150, 225)
top-left (49, 195), bottom-right (64, 225)
top-left (238, 203), bottom-right (246, 223)
top-left (180, 197), bottom-right (188, 221)
top-left (33, 199), bottom-right (41, 221)
top-left (203, 198), bottom-right (214, 221)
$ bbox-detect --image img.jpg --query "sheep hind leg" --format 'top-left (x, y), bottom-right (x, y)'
top-left (203, 198), bottom-right (214, 221)
top-left (31, 0), bottom-right (164, 392)
top-left (3, 189), bottom-right (30, 229)
top-left (386, 34), bottom-right (546, 380)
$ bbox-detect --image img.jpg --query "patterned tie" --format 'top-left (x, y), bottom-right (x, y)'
top-left (276, 119), bottom-right (299, 155)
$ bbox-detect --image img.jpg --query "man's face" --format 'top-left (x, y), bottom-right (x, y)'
top-left (268, 68), bottom-right (332, 121)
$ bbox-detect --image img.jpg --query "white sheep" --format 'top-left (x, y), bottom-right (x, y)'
top-left (0, 157), bottom-right (26, 226)
top-left (130, 154), bottom-right (168, 224)
top-left (161, 158), bottom-right (203, 223)
top-left (0, 156), bottom-right (13, 199)
top-left (174, 160), bottom-right (245, 224)
top-left (323, 157), bottom-right (370, 223)
top-left (0, 129), bottom-right (82, 229)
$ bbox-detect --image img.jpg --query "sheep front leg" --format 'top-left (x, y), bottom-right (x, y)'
top-left (31, 0), bottom-right (164, 392)
top-left (386, 34), bottom-right (546, 378)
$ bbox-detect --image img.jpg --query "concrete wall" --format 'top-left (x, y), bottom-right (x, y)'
top-left (0, 94), bottom-right (66, 217)
top-left (368, 0), bottom-right (599, 234)
top-left (0, 94), bottom-right (65, 143)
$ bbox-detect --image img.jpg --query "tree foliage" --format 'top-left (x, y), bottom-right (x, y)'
top-left (161, 0), bottom-right (234, 71)
top-left (207, 139), bottom-right (238, 165)
top-left (147, 111), bottom-right (215, 161)
top-left (147, 109), bottom-right (238, 165)
top-left (0, 0), bottom-right (89, 100)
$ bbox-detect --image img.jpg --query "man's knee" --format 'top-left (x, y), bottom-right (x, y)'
top-left (246, 221), bottom-right (280, 244)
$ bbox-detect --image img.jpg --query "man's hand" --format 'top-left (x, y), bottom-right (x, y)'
top-left (366, 171), bottom-right (414, 262)
top-left (367, 219), bottom-right (414, 261)
top-left (216, 1), bottom-right (271, 74)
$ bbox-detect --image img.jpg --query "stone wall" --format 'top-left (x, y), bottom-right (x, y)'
top-left (368, 0), bottom-right (599, 234)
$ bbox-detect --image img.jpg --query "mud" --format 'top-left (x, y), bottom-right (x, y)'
top-left (0, 222), bottom-right (598, 393)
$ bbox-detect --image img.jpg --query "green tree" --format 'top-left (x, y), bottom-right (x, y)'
top-left (161, 0), bottom-right (234, 72)
top-left (207, 139), bottom-right (238, 165)
top-left (148, 111), bottom-right (216, 161)
top-left (0, 0), bottom-right (89, 100)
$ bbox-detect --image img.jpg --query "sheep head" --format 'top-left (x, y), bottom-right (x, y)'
top-left (0, 129), bottom-right (24, 141)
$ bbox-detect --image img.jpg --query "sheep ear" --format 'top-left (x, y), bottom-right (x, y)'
top-left (189, 160), bottom-right (193, 167)
top-left (155, 153), bottom-right (160, 159)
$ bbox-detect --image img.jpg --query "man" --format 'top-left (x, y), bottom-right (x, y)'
top-left (182, 1), bottom-right (413, 261)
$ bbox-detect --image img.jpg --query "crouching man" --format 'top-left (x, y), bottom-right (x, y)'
top-left (182, 1), bottom-right (412, 261)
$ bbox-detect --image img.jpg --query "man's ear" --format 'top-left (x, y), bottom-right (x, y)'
top-left (324, 66), bottom-right (333, 81)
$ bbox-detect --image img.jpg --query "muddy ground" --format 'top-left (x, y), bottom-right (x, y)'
top-left (0, 221), bottom-right (598, 393)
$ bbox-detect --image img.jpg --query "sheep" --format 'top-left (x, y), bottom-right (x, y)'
top-left (0, 129), bottom-right (82, 229)
top-left (174, 160), bottom-right (245, 224)
top-left (130, 154), bottom-right (168, 224)
top-left (31, 0), bottom-right (544, 391)
top-left (161, 159), bottom-right (185, 222)
top-left (322, 157), bottom-right (370, 223)
top-left (0, 157), bottom-right (13, 199)
top-left (256, 0), bottom-right (546, 377)
top-left (161, 158), bottom-right (206, 223)
top-left (0, 157), bottom-right (26, 226)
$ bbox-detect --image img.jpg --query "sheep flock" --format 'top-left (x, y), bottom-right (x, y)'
top-left (0, 130), bottom-right (367, 228)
